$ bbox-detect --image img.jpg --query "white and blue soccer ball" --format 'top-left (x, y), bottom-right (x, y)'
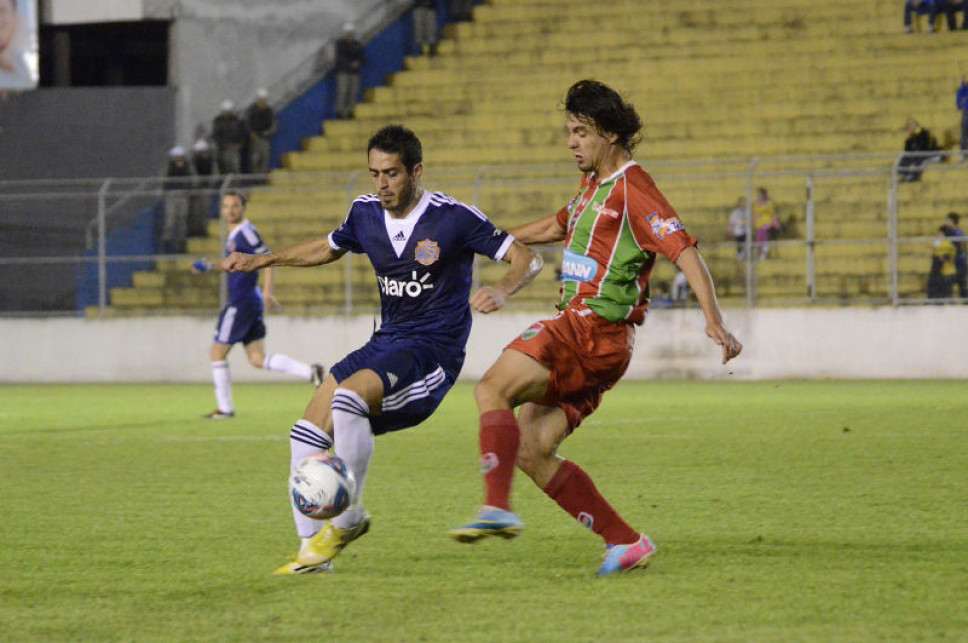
top-left (289, 452), bottom-right (356, 520)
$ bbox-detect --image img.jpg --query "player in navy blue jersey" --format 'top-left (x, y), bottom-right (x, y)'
top-left (222, 125), bottom-right (543, 574)
top-left (192, 191), bottom-right (324, 419)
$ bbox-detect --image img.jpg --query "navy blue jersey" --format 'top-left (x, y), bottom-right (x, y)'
top-left (225, 220), bottom-right (269, 307)
top-left (329, 190), bottom-right (513, 351)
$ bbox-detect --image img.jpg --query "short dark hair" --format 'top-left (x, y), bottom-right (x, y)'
top-left (946, 212), bottom-right (960, 225)
top-left (222, 190), bottom-right (247, 207)
top-left (564, 80), bottom-right (643, 153)
top-left (367, 125), bottom-right (423, 174)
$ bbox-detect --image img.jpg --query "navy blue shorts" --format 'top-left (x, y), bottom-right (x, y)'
top-left (214, 304), bottom-right (266, 346)
top-left (330, 334), bottom-right (462, 435)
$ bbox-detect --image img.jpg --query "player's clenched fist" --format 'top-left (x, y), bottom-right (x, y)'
top-left (221, 252), bottom-right (254, 273)
top-left (470, 286), bottom-right (507, 314)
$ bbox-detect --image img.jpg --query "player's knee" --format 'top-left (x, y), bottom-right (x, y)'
top-left (515, 433), bottom-right (554, 477)
top-left (248, 352), bottom-right (265, 369)
top-left (473, 374), bottom-right (508, 408)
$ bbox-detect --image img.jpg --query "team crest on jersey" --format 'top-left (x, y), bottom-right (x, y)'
top-left (646, 212), bottom-right (685, 239)
top-left (520, 322), bottom-right (544, 340)
top-left (415, 239), bottom-right (440, 266)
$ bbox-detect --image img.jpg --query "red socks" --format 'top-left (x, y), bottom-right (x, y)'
top-left (479, 409), bottom-right (520, 510)
top-left (543, 460), bottom-right (639, 546)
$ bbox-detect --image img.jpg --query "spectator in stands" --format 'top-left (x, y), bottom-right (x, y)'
top-left (451, 0), bottom-right (475, 21)
top-left (414, 0), bottom-right (439, 56)
top-left (899, 119), bottom-right (943, 182)
top-left (753, 187), bottom-right (781, 260)
top-left (728, 196), bottom-right (748, 260)
top-left (943, 212), bottom-right (967, 297)
top-left (957, 77), bottom-right (968, 162)
top-left (928, 225), bottom-right (957, 300)
top-left (246, 88), bottom-right (276, 177)
top-left (942, 0), bottom-right (968, 29)
top-left (212, 100), bottom-right (247, 175)
top-left (162, 146), bottom-right (195, 254)
top-left (335, 23), bottom-right (365, 119)
top-left (189, 137), bottom-right (217, 236)
top-left (905, 0), bottom-right (939, 33)
top-left (0, 0), bottom-right (34, 90)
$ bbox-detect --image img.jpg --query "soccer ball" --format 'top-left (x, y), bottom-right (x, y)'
top-left (289, 452), bottom-right (356, 520)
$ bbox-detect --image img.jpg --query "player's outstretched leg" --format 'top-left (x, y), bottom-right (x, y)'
top-left (449, 506), bottom-right (524, 543)
top-left (596, 534), bottom-right (657, 576)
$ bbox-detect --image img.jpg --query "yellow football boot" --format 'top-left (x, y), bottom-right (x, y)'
top-left (295, 514), bottom-right (371, 567)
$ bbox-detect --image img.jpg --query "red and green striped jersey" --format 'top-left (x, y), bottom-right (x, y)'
top-left (554, 161), bottom-right (697, 324)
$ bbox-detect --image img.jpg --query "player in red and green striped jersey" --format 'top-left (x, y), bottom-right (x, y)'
top-left (451, 79), bottom-right (743, 575)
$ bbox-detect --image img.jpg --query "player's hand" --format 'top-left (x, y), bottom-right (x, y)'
top-left (221, 252), bottom-right (252, 273)
top-left (707, 322), bottom-right (743, 364)
top-left (470, 286), bottom-right (507, 314)
top-left (264, 294), bottom-right (283, 312)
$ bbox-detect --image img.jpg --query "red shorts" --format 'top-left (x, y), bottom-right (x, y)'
top-left (506, 306), bottom-right (634, 430)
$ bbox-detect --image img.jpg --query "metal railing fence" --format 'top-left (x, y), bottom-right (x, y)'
top-left (1, 152), bottom-right (966, 317)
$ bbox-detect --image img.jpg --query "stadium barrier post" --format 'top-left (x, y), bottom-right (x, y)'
top-left (805, 174), bottom-right (816, 303)
top-left (745, 158), bottom-right (759, 308)
top-left (97, 178), bottom-right (112, 318)
top-left (888, 156), bottom-right (901, 307)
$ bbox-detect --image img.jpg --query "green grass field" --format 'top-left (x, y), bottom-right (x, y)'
top-left (1, 380), bottom-right (966, 641)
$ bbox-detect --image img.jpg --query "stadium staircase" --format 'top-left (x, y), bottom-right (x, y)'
top-left (108, 0), bottom-right (968, 314)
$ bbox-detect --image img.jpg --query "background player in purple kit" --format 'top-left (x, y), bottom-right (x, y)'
top-left (192, 191), bottom-right (324, 419)
top-left (222, 126), bottom-right (543, 574)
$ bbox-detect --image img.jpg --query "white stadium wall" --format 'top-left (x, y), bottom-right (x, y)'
top-left (2, 307), bottom-right (967, 383)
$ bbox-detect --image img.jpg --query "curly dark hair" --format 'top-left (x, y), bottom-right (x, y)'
top-left (563, 80), bottom-right (643, 153)
top-left (367, 125), bottom-right (423, 174)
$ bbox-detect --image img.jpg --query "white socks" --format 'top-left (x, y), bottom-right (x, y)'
top-left (289, 419), bottom-right (334, 539)
top-left (264, 353), bottom-right (313, 381)
top-left (330, 388), bottom-right (374, 530)
top-left (211, 361), bottom-right (233, 413)
top-left (286, 391), bottom-right (374, 540)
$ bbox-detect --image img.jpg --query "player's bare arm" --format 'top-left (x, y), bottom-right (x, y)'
top-left (222, 238), bottom-right (345, 273)
top-left (508, 215), bottom-right (567, 245)
top-left (470, 241), bottom-right (543, 314)
top-left (675, 246), bottom-right (743, 364)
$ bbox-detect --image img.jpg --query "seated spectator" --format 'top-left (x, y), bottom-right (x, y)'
top-left (942, 0), bottom-right (967, 29)
top-left (753, 187), bottom-right (781, 260)
top-left (212, 100), bottom-right (247, 175)
top-left (162, 146), bottom-right (195, 254)
top-left (928, 226), bottom-right (956, 300)
top-left (905, 0), bottom-right (939, 33)
top-left (899, 119), bottom-right (943, 182)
